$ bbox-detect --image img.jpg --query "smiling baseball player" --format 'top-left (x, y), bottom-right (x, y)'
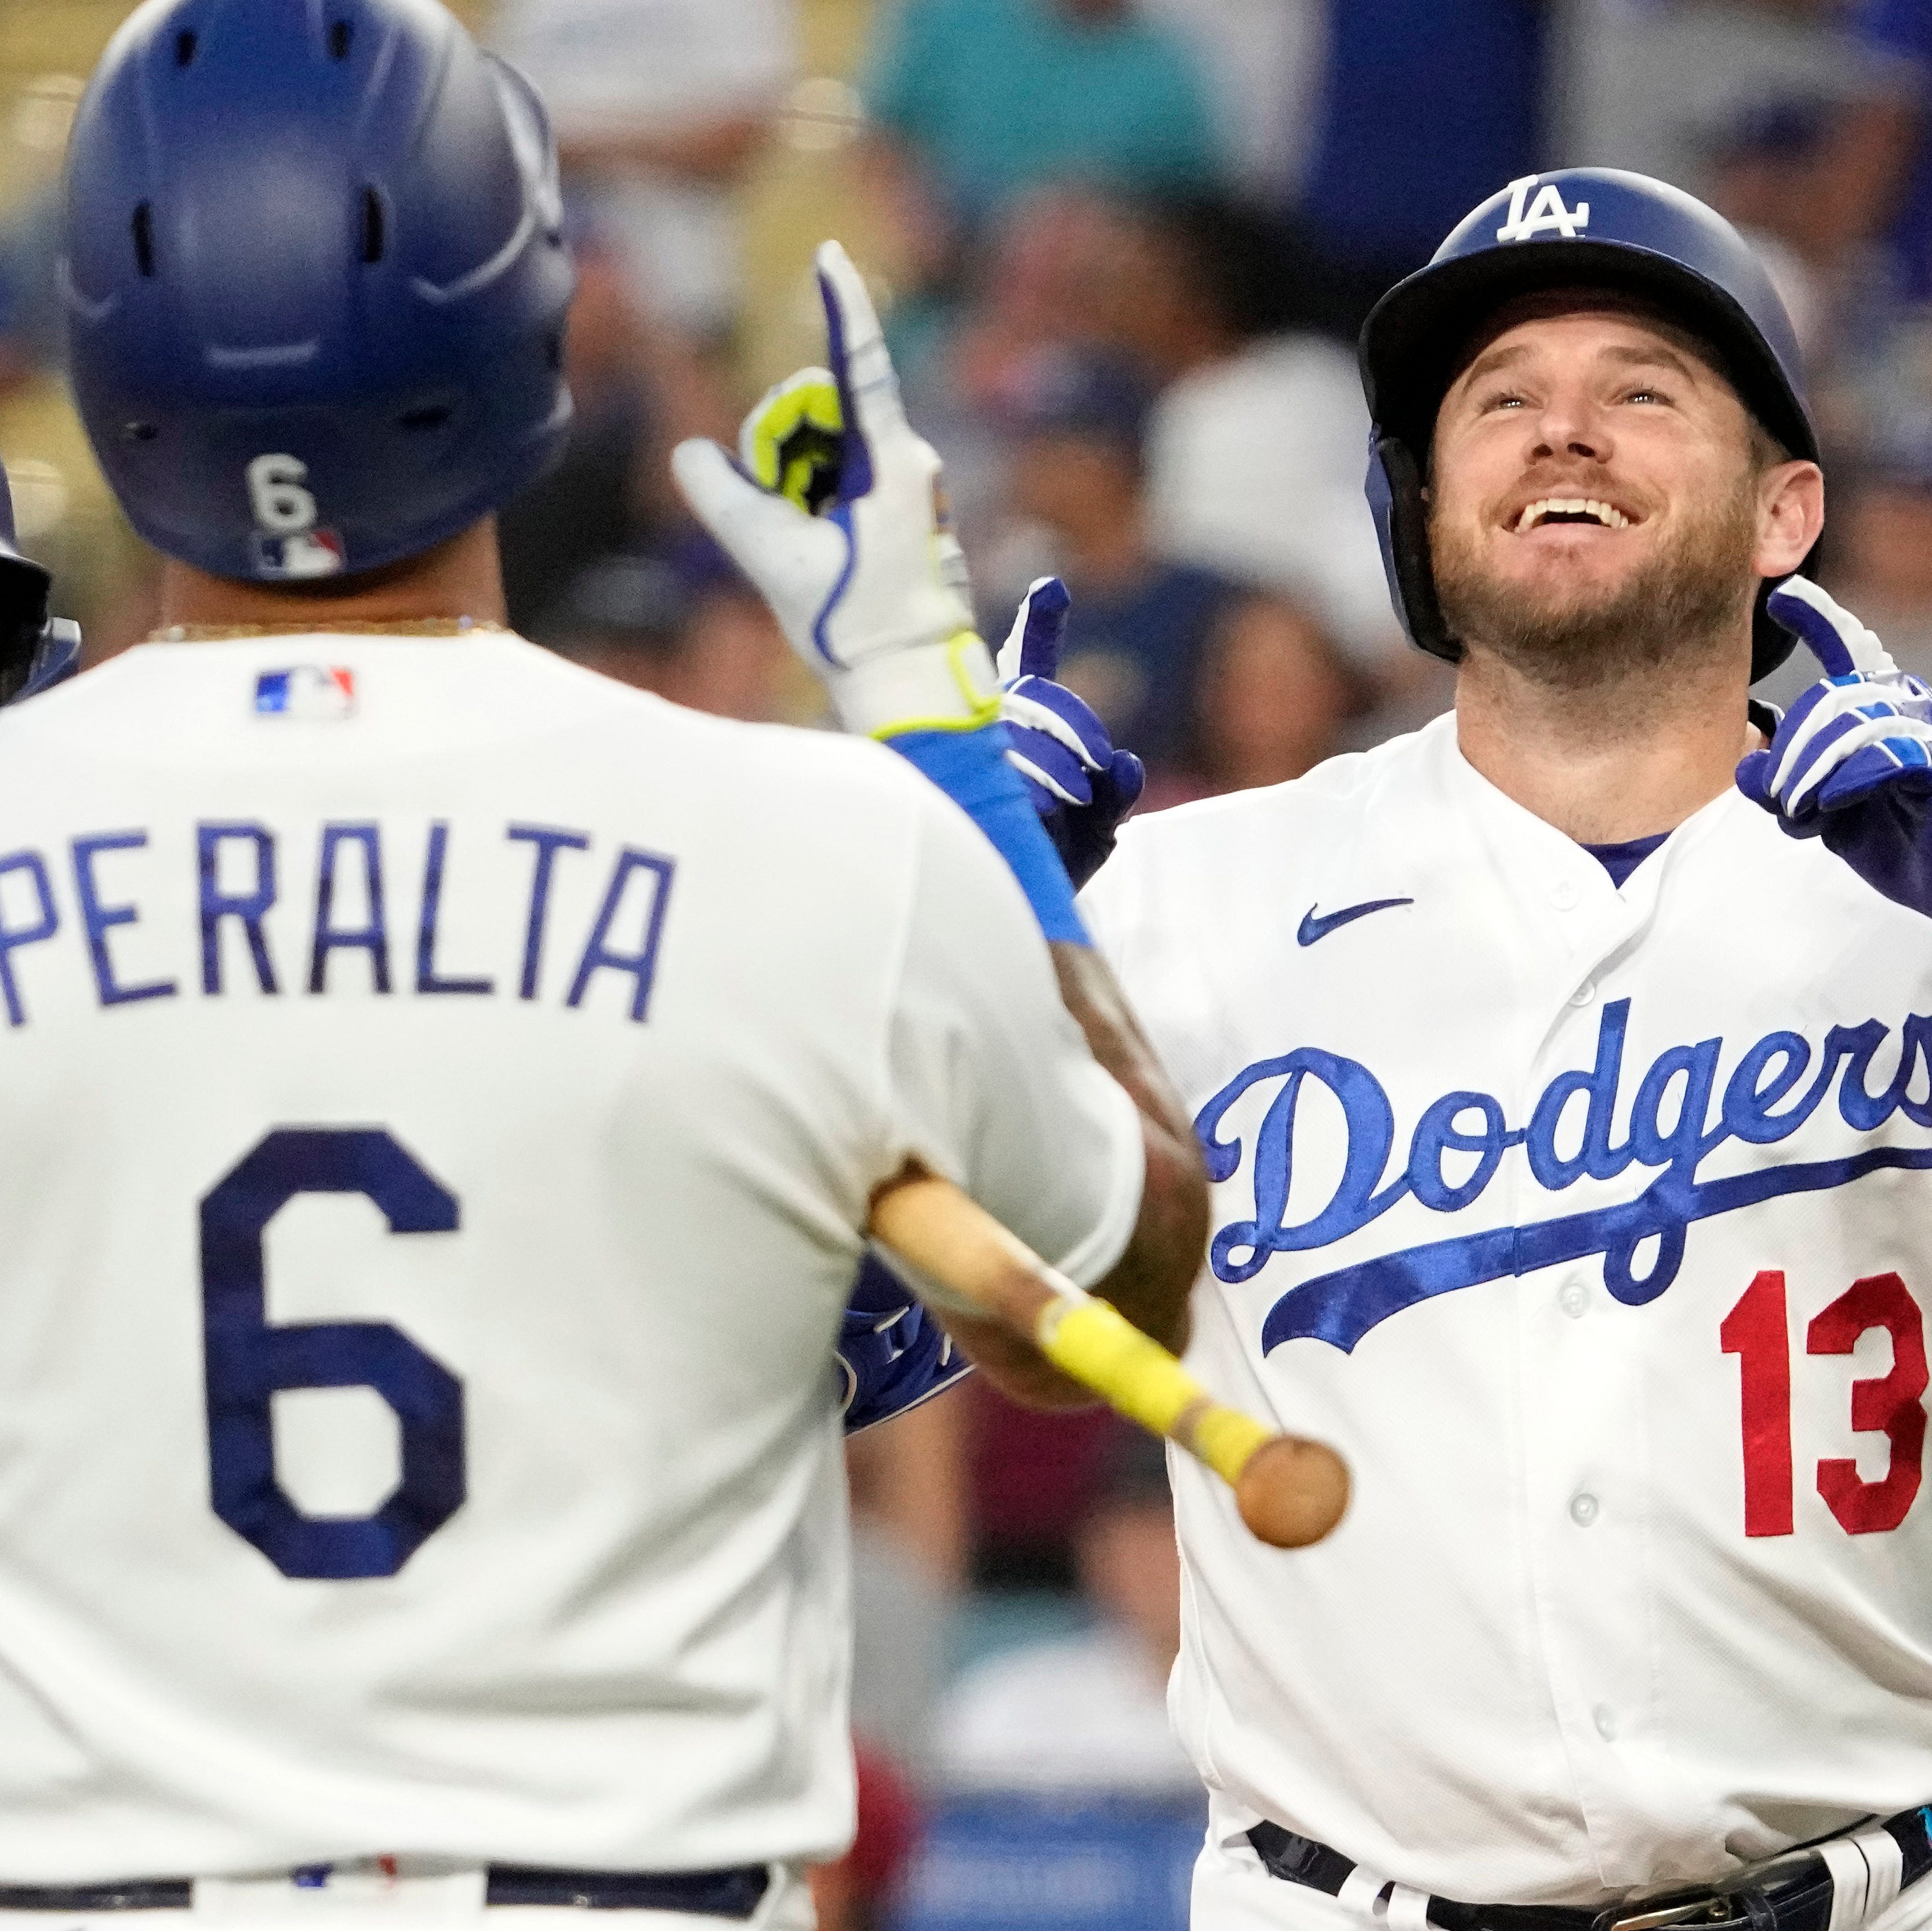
top-left (696, 170), bottom-right (1932, 1931)
top-left (0, 1), bottom-right (1212, 1925)
top-left (1073, 169), bottom-right (1932, 1931)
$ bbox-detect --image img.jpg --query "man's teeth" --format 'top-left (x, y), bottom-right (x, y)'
top-left (1513, 497), bottom-right (1631, 532)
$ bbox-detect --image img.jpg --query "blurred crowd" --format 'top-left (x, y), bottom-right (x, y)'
top-left (14, 0), bottom-right (1932, 1922)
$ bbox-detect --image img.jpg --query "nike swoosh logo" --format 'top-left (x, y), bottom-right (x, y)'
top-left (1296, 897), bottom-right (1415, 947)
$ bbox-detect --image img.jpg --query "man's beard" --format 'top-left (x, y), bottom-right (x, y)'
top-left (1430, 479), bottom-right (1760, 692)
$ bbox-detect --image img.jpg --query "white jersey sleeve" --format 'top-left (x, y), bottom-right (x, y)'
top-left (884, 792), bottom-right (1145, 1290)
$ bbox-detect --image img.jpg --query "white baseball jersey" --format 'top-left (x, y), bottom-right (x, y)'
top-left (0, 634), bottom-right (1144, 1883)
top-left (1081, 711), bottom-right (1932, 1914)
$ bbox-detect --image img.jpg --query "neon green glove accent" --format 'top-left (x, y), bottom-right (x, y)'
top-left (742, 369), bottom-right (845, 514)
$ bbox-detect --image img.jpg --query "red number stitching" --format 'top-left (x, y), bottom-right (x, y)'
top-left (1721, 1269), bottom-right (1793, 1537)
top-left (1808, 1273), bottom-right (1929, 1535)
top-left (1722, 1271), bottom-right (1930, 1537)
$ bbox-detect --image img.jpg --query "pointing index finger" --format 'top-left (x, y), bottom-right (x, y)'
top-left (816, 240), bottom-right (906, 496)
top-left (997, 576), bottom-right (1071, 681)
top-left (1768, 575), bottom-right (1897, 679)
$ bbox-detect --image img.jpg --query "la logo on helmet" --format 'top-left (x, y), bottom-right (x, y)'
top-left (1496, 176), bottom-right (1591, 243)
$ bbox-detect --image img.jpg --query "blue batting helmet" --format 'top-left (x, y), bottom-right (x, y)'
top-left (61, 0), bottom-right (575, 585)
top-left (0, 466), bottom-right (79, 703)
top-left (1359, 169), bottom-right (1820, 683)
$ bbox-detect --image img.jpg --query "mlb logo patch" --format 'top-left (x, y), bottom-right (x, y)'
top-left (255, 666), bottom-right (357, 719)
top-left (253, 529), bottom-right (346, 579)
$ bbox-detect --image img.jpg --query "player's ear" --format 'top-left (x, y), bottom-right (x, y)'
top-left (1755, 459), bottom-right (1823, 579)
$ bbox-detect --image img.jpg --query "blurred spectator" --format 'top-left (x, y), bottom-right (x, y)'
top-left (539, 547), bottom-right (796, 721)
top-left (965, 1379), bottom-right (1128, 1590)
top-left (859, 0), bottom-right (1223, 274)
top-left (1705, 97), bottom-right (1833, 241)
top-left (908, 1433), bottom-right (1199, 1930)
top-left (499, 246), bottom-right (658, 637)
top-left (1295, 0), bottom-right (1549, 283)
top-left (936, 1428), bottom-right (1194, 1795)
top-left (1774, 0), bottom-right (1932, 304)
top-left (0, 190), bottom-right (59, 395)
top-left (1743, 404), bottom-right (1932, 714)
top-left (1697, 100), bottom-right (1833, 358)
top-left (982, 341), bottom-right (1374, 789)
top-left (1829, 475), bottom-right (1932, 674)
top-left (1764, 419), bottom-right (1932, 700)
top-left (1084, 195), bottom-right (1399, 661)
top-left (887, 189), bottom-right (1122, 559)
top-left (499, 238), bottom-right (736, 640)
top-left (1560, 0), bottom-right (1869, 234)
top-left (1138, 0), bottom-right (1323, 203)
top-left (983, 345), bottom-right (1239, 774)
top-left (849, 1393), bottom-right (970, 1599)
top-left (1187, 590), bottom-right (1369, 793)
top-left (492, 0), bottom-right (797, 343)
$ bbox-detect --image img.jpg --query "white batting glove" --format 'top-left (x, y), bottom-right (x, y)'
top-left (670, 242), bottom-right (998, 740)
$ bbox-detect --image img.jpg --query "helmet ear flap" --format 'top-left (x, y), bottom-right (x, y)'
top-left (1367, 432), bottom-right (1461, 664)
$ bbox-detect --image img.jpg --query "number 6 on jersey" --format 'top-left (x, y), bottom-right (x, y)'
top-left (201, 1128), bottom-right (466, 1580)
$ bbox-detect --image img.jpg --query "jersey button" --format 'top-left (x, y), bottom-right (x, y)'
top-left (1568, 981), bottom-right (1596, 1007)
top-left (1559, 1281), bottom-right (1589, 1319)
top-left (1593, 1704), bottom-right (1618, 1741)
top-left (1568, 1492), bottom-right (1600, 1526)
top-left (1550, 878), bottom-right (1581, 910)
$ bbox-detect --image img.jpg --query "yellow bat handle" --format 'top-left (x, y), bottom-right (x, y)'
top-left (1037, 1298), bottom-right (1270, 1485)
top-left (867, 1173), bottom-right (1348, 1548)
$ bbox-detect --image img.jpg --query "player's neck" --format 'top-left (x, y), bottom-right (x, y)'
top-left (155, 520), bottom-right (509, 637)
top-left (1453, 638), bottom-right (1759, 846)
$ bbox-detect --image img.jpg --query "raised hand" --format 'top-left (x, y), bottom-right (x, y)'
top-left (670, 242), bottom-right (997, 740)
top-left (1738, 577), bottom-right (1932, 915)
top-left (996, 577), bottom-right (1146, 890)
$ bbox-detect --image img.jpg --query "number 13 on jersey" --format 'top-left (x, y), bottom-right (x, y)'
top-left (1722, 1269), bottom-right (1929, 1537)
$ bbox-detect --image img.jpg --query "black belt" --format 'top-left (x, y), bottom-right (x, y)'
top-left (0, 1865), bottom-right (770, 1919)
top-left (1249, 1804), bottom-right (1932, 1931)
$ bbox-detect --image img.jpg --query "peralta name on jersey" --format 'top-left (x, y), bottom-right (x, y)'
top-left (0, 819), bottom-right (675, 1027)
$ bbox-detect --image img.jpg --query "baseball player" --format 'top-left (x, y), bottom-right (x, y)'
top-left (0, 1), bottom-right (1209, 1925)
top-left (692, 172), bottom-right (1932, 1931)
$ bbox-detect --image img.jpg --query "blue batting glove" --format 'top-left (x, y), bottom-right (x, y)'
top-left (836, 1253), bottom-right (971, 1434)
top-left (1738, 577), bottom-right (1932, 915)
top-left (996, 577), bottom-right (1146, 891)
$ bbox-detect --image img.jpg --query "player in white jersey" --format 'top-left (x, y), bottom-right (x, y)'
top-left (695, 172), bottom-right (1932, 1931)
top-left (10, 1), bottom-right (1211, 1926)
top-left (1085, 172), bottom-right (1932, 1931)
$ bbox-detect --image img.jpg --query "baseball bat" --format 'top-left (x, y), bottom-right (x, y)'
top-left (866, 1172), bottom-right (1350, 1549)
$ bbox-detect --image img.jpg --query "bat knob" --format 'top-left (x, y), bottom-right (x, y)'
top-left (1236, 1436), bottom-right (1350, 1548)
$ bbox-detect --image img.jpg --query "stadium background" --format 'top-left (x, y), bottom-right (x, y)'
top-left (3, 1), bottom-right (1929, 1925)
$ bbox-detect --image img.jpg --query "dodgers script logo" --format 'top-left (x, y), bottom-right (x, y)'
top-left (1196, 1000), bottom-right (1932, 1355)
